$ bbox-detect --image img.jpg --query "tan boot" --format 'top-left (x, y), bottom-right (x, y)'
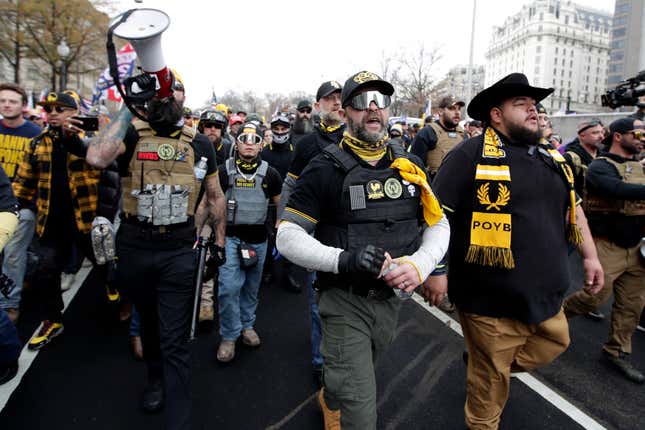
top-left (217, 340), bottom-right (236, 362)
top-left (242, 328), bottom-right (261, 347)
top-left (318, 388), bottom-right (341, 430)
top-left (199, 306), bottom-right (214, 322)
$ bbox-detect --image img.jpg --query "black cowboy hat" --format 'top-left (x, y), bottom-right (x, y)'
top-left (467, 73), bottom-right (553, 121)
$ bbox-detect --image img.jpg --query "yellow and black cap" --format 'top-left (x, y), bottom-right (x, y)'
top-left (36, 92), bottom-right (78, 109)
top-left (341, 71), bottom-right (394, 108)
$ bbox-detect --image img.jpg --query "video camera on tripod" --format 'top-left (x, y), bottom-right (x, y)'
top-left (602, 70), bottom-right (645, 109)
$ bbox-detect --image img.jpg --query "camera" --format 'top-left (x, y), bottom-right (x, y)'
top-left (602, 70), bottom-right (645, 109)
top-left (73, 116), bottom-right (99, 132)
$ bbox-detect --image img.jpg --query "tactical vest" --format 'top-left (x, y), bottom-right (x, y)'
top-left (225, 158), bottom-right (269, 225)
top-left (584, 156), bottom-right (645, 216)
top-left (122, 120), bottom-right (199, 225)
top-left (315, 142), bottom-right (422, 290)
top-left (425, 122), bottom-right (465, 175)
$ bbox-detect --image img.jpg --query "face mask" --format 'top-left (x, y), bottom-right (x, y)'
top-left (272, 131), bottom-right (290, 144)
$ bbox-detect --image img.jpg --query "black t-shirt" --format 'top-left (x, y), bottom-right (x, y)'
top-left (432, 130), bottom-right (572, 324)
top-left (219, 159), bottom-right (282, 244)
top-left (585, 152), bottom-right (645, 248)
top-left (260, 142), bottom-right (294, 180)
top-left (47, 134), bottom-right (80, 236)
top-left (287, 124), bottom-right (345, 179)
top-left (409, 124), bottom-right (439, 162)
top-left (285, 143), bottom-right (425, 232)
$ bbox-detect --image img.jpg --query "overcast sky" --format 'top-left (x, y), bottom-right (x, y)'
top-left (104, 0), bottom-right (615, 107)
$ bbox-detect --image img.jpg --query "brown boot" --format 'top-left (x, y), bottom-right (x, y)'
top-left (217, 340), bottom-right (236, 363)
top-left (242, 328), bottom-right (261, 347)
top-left (318, 388), bottom-right (341, 430)
top-left (130, 336), bottom-right (143, 361)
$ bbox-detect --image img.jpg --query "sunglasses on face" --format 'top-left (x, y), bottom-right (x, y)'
top-left (298, 108), bottom-right (312, 114)
top-left (237, 133), bottom-right (263, 145)
top-left (202, 122), bottom-right (223, 130)
top-left (628, 130), bottom-right (644, 139)
top-left (43, 105), bottom-right (72, 114)
top-left (348, 90), bottom-right (391, 111)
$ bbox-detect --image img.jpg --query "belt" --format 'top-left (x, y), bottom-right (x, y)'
top-left (119, 219), bottom-right (195, 241)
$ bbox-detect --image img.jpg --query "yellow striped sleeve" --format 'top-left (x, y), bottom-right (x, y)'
top-left (284, 207), bottom-right (318, 224)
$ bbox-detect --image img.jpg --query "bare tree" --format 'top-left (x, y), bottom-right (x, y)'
top-left (392, 43), bottom-right (442, 117)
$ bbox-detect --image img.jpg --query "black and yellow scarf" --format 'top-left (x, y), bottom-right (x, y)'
top-left (319, 120), bottom-right (343, 134)
top-left (466, 128), bottom-right (581, 270)
top-left (341, 131), bottom-right (389, 162)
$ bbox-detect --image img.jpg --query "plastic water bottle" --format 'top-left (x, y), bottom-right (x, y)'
top-left (383, 262), bottom-right (413, 301)
top-left (194, 156), bottom-right (208, 181)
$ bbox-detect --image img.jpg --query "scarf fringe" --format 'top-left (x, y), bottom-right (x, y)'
top-left (465, 245), bottom-right (515, 269)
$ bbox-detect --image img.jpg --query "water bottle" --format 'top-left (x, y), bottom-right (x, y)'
top-left (194, 156), bottom-right (208, 181)
top-left (383, 262), bottom-right (413, 301)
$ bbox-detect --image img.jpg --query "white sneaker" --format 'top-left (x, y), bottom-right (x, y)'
top-left (61, 273), bottom-right (76, 292)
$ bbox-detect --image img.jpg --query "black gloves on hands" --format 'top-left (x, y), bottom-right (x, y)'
top-left (203, 244), bottom-right (225, 282)
top-left (338, 245), bottom-right (386, 277)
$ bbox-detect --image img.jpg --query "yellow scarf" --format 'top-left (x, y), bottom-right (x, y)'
top-left (390, 158), bottom-right (443, 227)
top-left (341, 131), bottom-right (388, 162)
top-left (319, 120), bottom-right (343, 134)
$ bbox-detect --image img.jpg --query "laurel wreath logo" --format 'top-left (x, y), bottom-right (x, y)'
top-left (477, 183), bottom-right (510, 211)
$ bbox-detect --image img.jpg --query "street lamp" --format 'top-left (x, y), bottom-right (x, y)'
top-left (57, 38), bottom-right (70, 91)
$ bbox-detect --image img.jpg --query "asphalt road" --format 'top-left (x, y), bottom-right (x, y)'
top-left (0, 252), bottom-right (643, 429)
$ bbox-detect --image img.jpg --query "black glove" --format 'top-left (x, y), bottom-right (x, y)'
top-left (338, 245), bottom-right (386, 277)
top-left (208, 244), bottom-right (226, 267)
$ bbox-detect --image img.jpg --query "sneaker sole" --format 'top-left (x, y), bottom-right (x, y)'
top-left (28, 326), bottom-right (64, 351)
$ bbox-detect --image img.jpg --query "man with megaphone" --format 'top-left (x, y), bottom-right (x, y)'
top-left (86, 8), bottom-right (227, 430)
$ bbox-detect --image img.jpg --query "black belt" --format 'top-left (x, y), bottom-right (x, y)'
top-left (119, 218), bottom-right (195, 241)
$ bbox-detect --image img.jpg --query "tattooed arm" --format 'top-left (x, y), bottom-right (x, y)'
top-left (86, 106), bottom-right (133, 168)
top-left (202, 174), bottom-right (226, 247)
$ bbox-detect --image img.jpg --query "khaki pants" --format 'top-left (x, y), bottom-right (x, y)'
top-left (563, 238), bottom-right (645, 356)
top-left (459, 309), bottom-right (570, 430)
top-left (319, 287), bottom-right (400, 430)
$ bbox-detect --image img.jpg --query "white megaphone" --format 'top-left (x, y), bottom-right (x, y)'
top-left (110, 8), bottom-right (173, 98)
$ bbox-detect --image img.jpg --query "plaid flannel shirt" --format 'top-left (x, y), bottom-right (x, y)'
top-left (12, 130), bottom-right (101, 237)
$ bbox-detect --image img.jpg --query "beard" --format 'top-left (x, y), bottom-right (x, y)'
top-left (506, 121), bottom-right (542, 146)
top-left (320, 109), bottom-right (342, 126)
top-left (207, 134), bottom-right (222, 147)
top-left (292, 115), bottom-right (313, 134)
top-left (442, 114), bottom-right (459, 129)
top-left (147, 97), bottom-right (183, 130)
top-left (348, 116), bottom-right (387, 143)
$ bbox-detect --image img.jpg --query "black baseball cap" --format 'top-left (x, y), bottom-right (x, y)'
top-left (316, 80), bottom-right (342, 101)
top-left (36, 92), bottom-right (78, 109)
top-left (341, 71), bottom-right (394, 108)
top-left (297, 100), bottom-right (312, 111)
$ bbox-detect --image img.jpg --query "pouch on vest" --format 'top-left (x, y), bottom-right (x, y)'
top-left (238, 241), bottom-right (259, 270)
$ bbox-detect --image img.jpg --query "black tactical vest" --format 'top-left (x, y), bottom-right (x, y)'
top-left (315, 142), bottom-right (422, 290)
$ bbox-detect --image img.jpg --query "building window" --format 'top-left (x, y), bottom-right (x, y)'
top-left (535, 66), bottom-right (540, 74)
top-left (570, 60), bottom-right (573, 68)
top-left (562, 59), bottom-right (565, 66)
top-left (565, 15), bottom-right (569, 25)
top-left (613, 28), bottom-right (626, 38)
top-left (615, 3), bottom-right (630, 14)
top-left (553, 68), bottom-right (557, 75)
top-left (554, 57), bottom-right (558, 65)
top-left (536, 46), bottom-right (542, 53)
top-left (561, 69), bottom-right (564, 76)
top-left (555, 47), bottom-right (559, 54)
top-left (539, 12), bottom-right (543, 20)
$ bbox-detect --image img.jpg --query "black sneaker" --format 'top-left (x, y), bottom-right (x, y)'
top-left (141, 379), bottom-right (164, 413)
top-left (0, 361), bottom-right (18, 385)
top-left (603, 351), bottom-right (645, 384)
top-left (28, 320), bottom-right (64, 350)
top-left (585, 311), bottom-right (605, 321)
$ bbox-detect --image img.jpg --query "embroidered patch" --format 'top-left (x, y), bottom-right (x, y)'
top-left (349, 185), bottom-right (367, 210)
top-left (366, 180), bottom-right (384, 200)
top-left (157, 143), bottom-right (175, 160)
top-left (235, 178), bottom-right (256, 188)
top-left (136, 151), bottom-right (159, 161)
top-left (384, 177), bottom-right (403, 199)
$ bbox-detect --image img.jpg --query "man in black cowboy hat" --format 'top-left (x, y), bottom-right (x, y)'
top-left (429, 73), bottom-right (604, 430)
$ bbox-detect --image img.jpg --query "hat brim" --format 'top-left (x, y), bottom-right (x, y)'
top-left (316, 88), bottom-right (341, 101)
top-left (342, 80), bottom-right (395, 107)
top-left (467, 83), bottom-right (554, 121)
top-left (36, 100), bottom-right (76, 109)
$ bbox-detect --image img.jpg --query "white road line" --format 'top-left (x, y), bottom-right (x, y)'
top-left (0, 264), bottom-right (91, 412)
top-left (411, 294), bottom-right (607, 430)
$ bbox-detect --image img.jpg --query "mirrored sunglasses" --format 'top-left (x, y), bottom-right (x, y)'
top-left (237, 133), bottom-right (263, 145)
top-left (349, 90), bottom-right (391, 110)
top-left (629, 130), bottom-right (644, 139)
